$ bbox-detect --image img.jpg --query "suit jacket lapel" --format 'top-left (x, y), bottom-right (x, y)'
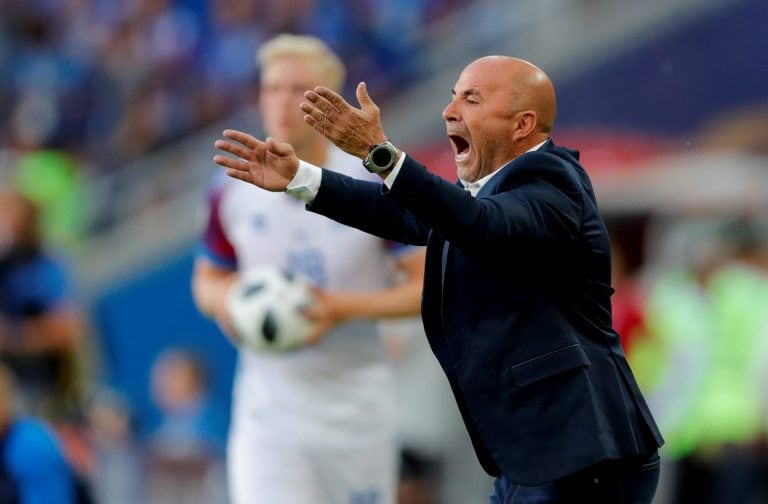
top-left (474, 139), bottom-right (556, 199)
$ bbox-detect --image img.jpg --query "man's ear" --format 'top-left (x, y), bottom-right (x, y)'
top-left (512, 110), bottom-right (538, 142)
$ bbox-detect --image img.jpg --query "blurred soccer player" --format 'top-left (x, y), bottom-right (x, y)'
top-left (192, 34), bottom-right (425, 504)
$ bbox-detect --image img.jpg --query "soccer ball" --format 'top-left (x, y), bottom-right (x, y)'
top-left (226, 265), bottom-right (316, 352)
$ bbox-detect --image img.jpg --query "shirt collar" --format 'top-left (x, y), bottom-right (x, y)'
top-left (461, 139), bottom-right (549, 197)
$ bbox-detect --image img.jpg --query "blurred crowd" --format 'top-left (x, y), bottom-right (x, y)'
top-left (611, 214), bottom-right (768, 503)
top-left (0, 0), bottom-right (466, 246)
top-left (0, 0), bottom-right (466, 163)
top-left (0, 186), bottom-right (226, 502)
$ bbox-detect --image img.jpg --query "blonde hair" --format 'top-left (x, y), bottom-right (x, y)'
top-left (257, 34), bottom-right (346, 92)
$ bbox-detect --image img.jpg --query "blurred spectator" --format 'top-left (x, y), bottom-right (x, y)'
top-left (610, 242), bottom-right (646, 354)
top-left (9, 149), bottom-right (89, 249)
top-left (0, 188), bottom-right (87, 421)
top-left (85, 387), bottom-right (142, 504)
top-left (608, 216), bottom-right (651, 355)
top-left (0, 361), bottom-right (78, 503)
top-left (145, 347), bottom-right (227, 504)
top-left (669, 219), bottom-right (768, 504)
top-left (201, 0), bottom-right (265, 121)
top-left (632, 217), bottom-right (768, 504)
top-left (2, 6), bottom-right (90, 150)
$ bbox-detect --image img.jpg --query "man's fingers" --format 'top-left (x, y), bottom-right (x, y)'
top-left (213, 154), bottom-right (250, 172)
top-left (301, 105), bottom-right (331, 135)
top-left (312, 86), bottom-right (348, 110)
top-left (303, 91), bottom-right (340, 118)
top-left (299, 102), bottom-right (327, 124)
top-left (225, 169), bottom-right (252, 183)
top-left (223, 129), bottom-right (262, 149)
top-left (355, 82), bottom-right (377, 111)
top-left (299, 101), bottom-right (316, 118)
top-left (215, 139), bottom-right (256, 160)
top-left (265, 137), bottom-right (294, 157)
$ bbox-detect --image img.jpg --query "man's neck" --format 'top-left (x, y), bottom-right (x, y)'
top-left (514, 135), bottom-right (549, 158)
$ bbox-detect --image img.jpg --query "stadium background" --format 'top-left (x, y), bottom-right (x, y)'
top-left (1, 0), bottom-right (767, 502)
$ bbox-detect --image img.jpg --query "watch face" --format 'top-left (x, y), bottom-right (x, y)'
top-left (365, 141), bottom-right (397, 173)
top-left (371, 145), bottom-right (394, 168)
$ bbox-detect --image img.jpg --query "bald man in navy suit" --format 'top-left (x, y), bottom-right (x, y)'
top-left (215, 55), bottom-right (664, 503)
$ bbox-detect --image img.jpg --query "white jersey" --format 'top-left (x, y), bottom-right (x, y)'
top-left (200, 145), bottom-right (404, 449)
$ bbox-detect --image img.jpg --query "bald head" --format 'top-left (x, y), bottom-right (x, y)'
top-left (471, 56), bottom-right (556, 133)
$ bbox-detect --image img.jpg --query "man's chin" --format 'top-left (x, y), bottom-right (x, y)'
top-left (456, 165), bottom-right (475, 182)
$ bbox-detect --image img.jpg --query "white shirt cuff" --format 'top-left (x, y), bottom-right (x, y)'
top-left (286, 160), bottom-right (322, 203)
top-left (383, 151), bottom-right (407, 189)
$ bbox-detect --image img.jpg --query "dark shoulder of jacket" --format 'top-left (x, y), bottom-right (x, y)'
top-left (495, 145), bottom-right (585, 199)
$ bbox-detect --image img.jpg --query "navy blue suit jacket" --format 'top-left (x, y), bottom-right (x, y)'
top-left (308, 139), bottom-right (663, 485)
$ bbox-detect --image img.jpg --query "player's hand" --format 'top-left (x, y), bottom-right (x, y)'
top-left (214, 130), bottom-right (298, 191)
top-left (216, 314), bottom-right (243, 347)
top-left (301, 288), bottom-right (346, 346)
top-left (301, 82), bottom-right (388, 160)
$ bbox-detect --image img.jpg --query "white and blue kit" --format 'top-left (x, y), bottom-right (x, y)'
top-left (199, 145), bottom-right (408, 504)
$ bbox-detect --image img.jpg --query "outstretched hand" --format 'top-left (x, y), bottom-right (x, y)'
top-left (301, 82), bottom-right (388, 159)
top-left (213, 129), bottom-right (299, 191)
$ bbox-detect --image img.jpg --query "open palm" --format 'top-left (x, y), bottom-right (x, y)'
top-left (213, 129), bottom-right (299, 192)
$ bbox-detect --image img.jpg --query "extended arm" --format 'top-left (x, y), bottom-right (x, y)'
top-left (300, 85), bottom-right (583, 252)
top-left (386, 152), bottom-right (583, 251)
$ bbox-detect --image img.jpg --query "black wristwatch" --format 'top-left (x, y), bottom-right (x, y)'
top-left (363, 140), bottom-right (399, 174)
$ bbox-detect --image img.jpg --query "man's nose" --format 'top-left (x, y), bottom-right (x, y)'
top-left (442, 102), bottom-right (458, 122)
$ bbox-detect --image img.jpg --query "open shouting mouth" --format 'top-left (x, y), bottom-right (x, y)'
top-left (449, 134), bottom-right (471, 163)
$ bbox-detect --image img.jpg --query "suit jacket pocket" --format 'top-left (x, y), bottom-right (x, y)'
top-left (510, 343), bottom-right (591, 388)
